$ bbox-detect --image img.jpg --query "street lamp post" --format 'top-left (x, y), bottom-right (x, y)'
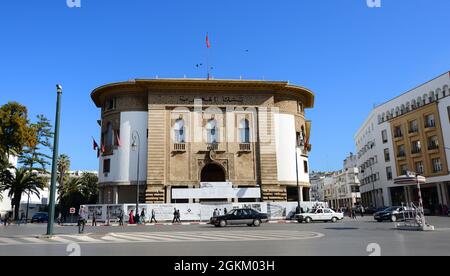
top-left (295, 147), bottom-right (301, 213)
top-left (369, 165), bottom-right (377, 208)
top-left (46, 85), bottom-right (62, 236)
top-left (131, 131), bottom-right (141, 217)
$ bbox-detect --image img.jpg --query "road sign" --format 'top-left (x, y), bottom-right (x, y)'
top-left (70, 208), bottom-right (76, 214)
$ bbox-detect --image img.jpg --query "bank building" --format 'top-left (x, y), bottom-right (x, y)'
top-left (91, 79), bottom-right (315, 205)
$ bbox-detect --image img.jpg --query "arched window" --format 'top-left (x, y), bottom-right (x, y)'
top-left (411, 99), bottom-right (416, 109)
top-left (436, 88), bottom-right (442, 100)
top-left (443, 85), bottom-right (449, 97)
top-left (206, 119), bottom-right (219, 144)
top-left (174, 119), bottom-right (185, 143)
top-left (239, 119), bottom-right (250, 143)
top-left (417, 97), bottom-right (422, 107)
top-left (105, 123), bottom-right (113, 147)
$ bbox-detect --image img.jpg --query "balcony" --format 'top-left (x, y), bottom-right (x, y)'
top-left (394, 132), bottom-right (403, 138)
top-left (206, 143), bottom-right (225, 152)
top-left (408, 128), bottom-right (419, 136)
top-left (172, 143), bottom-right (186, 152)
top-left (397, 152), bottom-right (406, 158)
top-left (239, 143), bottom-right (252, 152)
top-left (411, 148), bottom-right (422, 155)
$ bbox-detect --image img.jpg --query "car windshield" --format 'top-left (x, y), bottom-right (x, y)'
top-left (384, 207), bottom-right (399, 212)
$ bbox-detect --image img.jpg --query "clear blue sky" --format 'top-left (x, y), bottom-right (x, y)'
top-left (0, 0), bottom-right (449, 172)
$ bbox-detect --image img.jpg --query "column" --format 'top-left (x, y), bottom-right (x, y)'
top-left (98, 188), bottom-right (103, 204)
top-left (299, 187), bottom-right (304, 203)
top-left (113, 186), bottom-right (119, 204)
top-left (437, 183), bottom-right (444, 206)
top-left (441, 183), bottom-right (449, 205)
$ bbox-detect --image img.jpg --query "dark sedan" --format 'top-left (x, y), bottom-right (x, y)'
top-left (31, 212), bottom-right (49, 223)
top-left (374, 206), bottom-right (415, 222)
top-left (210, 208), bottom-right (268, 227)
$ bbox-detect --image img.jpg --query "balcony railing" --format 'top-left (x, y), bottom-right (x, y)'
top-left (408, 128), bottom-right (418, 134)
top-left (425, 121), bottom-right (436, 128)
top-left (394, 132), bottom-right (403, 138)
top-left (239, 143), bottom-right (251, 152)
top-left (172, 143), bottom-right (186, 152)
top-left (428, 144), bottom-right (439, 151)
top-left (397, 152), bottom-right (406, 158)
top-left (411, 148), bottom-right (422, 154)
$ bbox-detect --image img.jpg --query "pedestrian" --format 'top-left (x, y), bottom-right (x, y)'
top-left (224, 208), bottom-right (228, 215)
top-left (176, 209), bottom-right (181, 223)
top-left (360, 206), bottom-right (365, 217)
top-left (213, 209), bottom-right (217, 217)
top-left (118, 209), bottom-right (124, 226)
top-left (135, 211), bottom-right (140, 225)
top-left (140, 209), bottom-right (146, 224)
top-left (352, 208), bottom-right (357, 219)
top-left (129, 209), bottom-right (135, 224)
top-left (78, 207), bottom-right (87, 234)
top-left (57, 212), bottom-right (62, 225)
top-left (20, 211), bottom-right (26, 225)
top-left (92, 210), bottom-right (97, 227)
top-left (3, 213), bottom-right (8, 227)
top-left (172, 208), bottom-right (178, 223)
top-left (150, 209), bottom-right (157, 223)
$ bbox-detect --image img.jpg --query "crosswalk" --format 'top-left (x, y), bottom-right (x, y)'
top-left (0, 230), bottom-right (324, 246)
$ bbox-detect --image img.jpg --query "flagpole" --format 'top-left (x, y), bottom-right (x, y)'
top-left (206, 33), bottom-right (210, 80)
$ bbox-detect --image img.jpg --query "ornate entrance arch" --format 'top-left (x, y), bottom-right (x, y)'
top-left (201, 163), bottom-right (226, 182)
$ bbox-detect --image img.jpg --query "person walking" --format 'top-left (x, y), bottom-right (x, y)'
top-left (78, 207), bottom-right (87, 234)
top-left (351, 208), bottom-right (357, 220)
top-left (176, 209), bottom-right (181, 223)
top-left (118, 209), bottom-right (124, 226)
top-left (129, 210), bottom-right (135, 225)
top-left (172, 208), bottom-right (177, 223)
top-left (224, 208), bottom-right (228, 215)
top-left (150, 209), bottom-right (157, 223)
top-left (57, 212), bottom-right (62, 225)
top-left (140, 209), bottom-right (146, 224)
top-left (360, 206), bottom-right (365, 217)
top-left (213, 209), bottom-right (218, 217)
top-left (92, 210), bottom-right (97, 227)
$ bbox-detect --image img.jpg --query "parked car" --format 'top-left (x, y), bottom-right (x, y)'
top-left (210, 208), bottom-right (268, 227)
top-left (374, 206), bottom-right (416, 222)
top-left (295, 208), bottom-right (344, 223)
top-left (365, 206), bottom-right (388, 215)
top-left (31, 212), bottom-right (49, 223)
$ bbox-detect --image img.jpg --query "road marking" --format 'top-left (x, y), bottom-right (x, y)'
top-left (19, 237), bottom-right (48, 244)
top-left (51, 236), bottom-right (81, 244)
top-left (69, 235), bottom-right (102, 243)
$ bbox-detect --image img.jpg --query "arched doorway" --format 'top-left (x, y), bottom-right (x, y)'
top-left (201, 163), bottom-right (226, 182)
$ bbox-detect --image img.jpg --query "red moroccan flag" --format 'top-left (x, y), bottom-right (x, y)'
top-left (206, 33), bottom-right (211, 49)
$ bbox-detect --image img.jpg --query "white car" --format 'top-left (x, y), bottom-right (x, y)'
top-left (295, 208), bottom-right (344, 223)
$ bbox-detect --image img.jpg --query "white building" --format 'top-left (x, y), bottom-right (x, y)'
top-left (321, 153), bottom-right (361, 209)
top-left (355, 71), bottom-right (450, 213)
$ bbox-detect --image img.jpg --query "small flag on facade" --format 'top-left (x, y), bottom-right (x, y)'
top-left (115, 130), bottom-right (121, 147)
top-left (93, 137), bottom-right (99, 151)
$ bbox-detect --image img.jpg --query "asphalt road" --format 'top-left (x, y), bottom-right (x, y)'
top-left (1, 217), bottom-right (449, 256)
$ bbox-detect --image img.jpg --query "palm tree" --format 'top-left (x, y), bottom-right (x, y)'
top-left (57, 154), bottom-right (70, 187)
top-left (3, 167), bottom-right (45, 220)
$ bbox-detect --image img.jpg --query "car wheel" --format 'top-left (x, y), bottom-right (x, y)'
top-left (253, 219), bottom-right (261, 227)
top-left (305, 217), bottom-right (312, 224)
top-left (219, 220), bottom-right (227, 227)
top-left (297, 219), bottom-right (303, 223)
top-left (331, 217), bottom-right (338, 223)
top-left (390, 215), bottom-right (397, 222)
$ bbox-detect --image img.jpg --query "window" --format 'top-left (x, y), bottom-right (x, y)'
top-left (447, 106), bottom-right (450, 123)
top-left (239, 119), bottom-right (250, 143)
top-left (304, 161), bottom-right (309, 174)
top-left (432, 158), bottom-right (442, 173)
top-left (409, 120), bottom-right (418, 133)
top-left (382, 130), bottom-right (388, 143)
top-left (103, 159), bottom-right (111, 173)
top-left (174, 119), bottom-right (185, 143)
top-left (425, 114), bottom-right (435, 128)
top-left (411, 140), bottom-right (421, 154)
top-left (397, 145), bottom-right (406, 157)
top-left (400, 164), bottom-right (408, 175)
top-left (415, 161), bottom-right (424, 174)
top-left (428, 136), bottom-right (439, 150)
top-left (206, 119), bottom-right (219, 144)
top-left (394, 126), bottom-right (403, 138)
top-left (386, 167), bottom-right (392, 180)
top-left (105, 123), bottom-right (113, 148)
top-left (384, 149), bottom-right (390, 162)
top-left (105, 98), bottom-right (115, 111)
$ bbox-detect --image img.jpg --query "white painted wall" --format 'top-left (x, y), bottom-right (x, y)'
top-left (274, 113), bottom-right (309, 184)
top-left (99, 112), bottom-right (148, 184)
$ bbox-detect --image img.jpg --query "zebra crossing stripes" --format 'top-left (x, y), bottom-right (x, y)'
top-left (0, 230), bottom-right (324, 245)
